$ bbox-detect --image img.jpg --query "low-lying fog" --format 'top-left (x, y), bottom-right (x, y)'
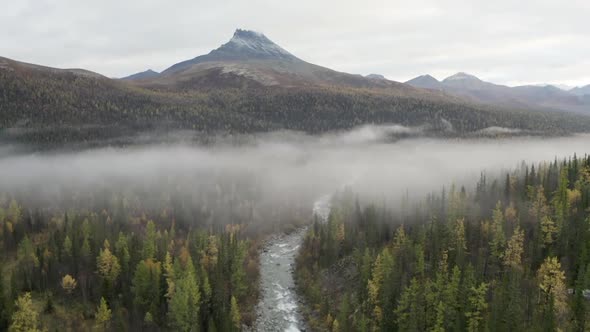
top-left (1, 125), bottom-right (589, 212)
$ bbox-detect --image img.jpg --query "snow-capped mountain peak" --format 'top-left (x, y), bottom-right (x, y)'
top-left (213, 29), bottom-right (298, 61)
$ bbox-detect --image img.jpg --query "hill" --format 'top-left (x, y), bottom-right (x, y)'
top-left (120, 69), bottom-right (160, 81)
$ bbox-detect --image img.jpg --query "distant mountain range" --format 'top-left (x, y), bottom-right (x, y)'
top-left (1, 29), bottom-right (590, 144)
top-left (405, 72), bottom-right (590, 114)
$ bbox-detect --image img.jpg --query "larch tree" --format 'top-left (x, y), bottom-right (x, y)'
top-left (503, 226), bottom-right (524, 268)
top-left (9, 293), bottom-right (41, 332)
top-left (95, 297), bottom-right (112, 331)
top-left (97, 240), bottom-right (121, 297)
top-left (537, 256), bottom-right (567, 320)
top-left (230, 295), bottom-right (241, 331)
top-left (61, 274), bottom-right (77, 295)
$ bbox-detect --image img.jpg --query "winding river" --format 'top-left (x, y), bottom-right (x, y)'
top-left (253, 195), bottom-right (332, 331)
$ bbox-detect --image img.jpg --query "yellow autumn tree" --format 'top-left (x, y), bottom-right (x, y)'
top-left (540, 216), bottom-right (557, 248)
top-left (95, 297), bottom-right (112, 331)
top-left (97, 240), bottom-right (121, 294)
top-left (9, 293), bottom-right (41, 332)
top-left (503, 226), bottom-right (524, 268)
top-left (61, 274), bottom-right (77, 294)
top-left (537, 257), bottom-right (567, 318)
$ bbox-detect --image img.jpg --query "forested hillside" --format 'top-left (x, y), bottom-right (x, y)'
top-left (296, 154), bottom-right (590, 331)
top-left (0, 169), bottom-right (312, 331)
top-left (3, 56), bottom-right (590, 146)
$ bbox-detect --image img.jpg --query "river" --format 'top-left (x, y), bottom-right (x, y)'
top-left (253, 195), bottom-right (332, 331)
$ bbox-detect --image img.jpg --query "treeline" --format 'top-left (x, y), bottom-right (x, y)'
top-left (0, 178), bottom-right (275, 331)
top-left (296, 154), bottom-right (590, 331)
top-left (3, 62), bottom-right (590, 146)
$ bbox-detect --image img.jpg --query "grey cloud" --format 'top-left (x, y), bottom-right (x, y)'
top-left (1, 0), bottom-right (588, 85)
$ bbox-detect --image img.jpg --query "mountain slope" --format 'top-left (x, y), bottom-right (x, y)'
top-left (406, 72), bottom-right (589, 114)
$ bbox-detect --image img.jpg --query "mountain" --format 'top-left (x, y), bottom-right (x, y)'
top-left (121, 69), bottom-right (159, 81)
top-left (405, 75), bottom-right (442, 90)
top-left (162, 29), bottom-right (299, 75)
top-left (2, 29), bottom-right (590, 146)
top-left (406, 72), bottom-right (589, 114)
top-left (571, 84), bottom-right (590, 96)
top-left (442, 72), bottom-right (492, 90)
top-left (136, 29), bottom-right (413, 91)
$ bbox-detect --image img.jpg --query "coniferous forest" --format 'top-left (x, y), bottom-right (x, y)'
top-left (296, 155), bottom-right (590, 331)
top-left (0, 169), bottom-right (309, 331)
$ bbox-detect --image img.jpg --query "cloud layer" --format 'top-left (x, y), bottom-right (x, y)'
top-left (2, 0), bottom-right (589, 86)
top-left (1, 128), bottom-right (589, 211)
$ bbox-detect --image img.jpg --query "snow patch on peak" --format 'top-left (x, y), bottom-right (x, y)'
top-left (225, 29), bottom-right (295, 59)
top-left (232, 29), bottom-right (265, 40)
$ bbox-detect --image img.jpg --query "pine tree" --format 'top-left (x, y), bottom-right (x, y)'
top-left (395, 278), bottom-right (423, 331)
top-left (445, 265), bottom-right (462, 329)
top-left (114, 232), bottom-right (130, 278)
top-left (167, 257), bottom-right (200, 332)
top-left (432, 301), bottom-right (445, 332)
top-left (143, 220), bottom-right (157, 260)
top-left (465, 283), bottom-right (488, 332)
top-left (132, 259), bottom-right (162, 320)
top-left (62, 235), bottom-right (72, 261)
top-left (16, 236), bottom-right (39, 291)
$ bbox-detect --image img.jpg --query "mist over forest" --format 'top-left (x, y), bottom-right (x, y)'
top-left (1, 126), bottom-right (589, 210)
top-left (2, 4), bottom-right (590, 330)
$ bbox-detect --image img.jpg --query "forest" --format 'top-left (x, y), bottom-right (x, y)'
top-left (295, 154), bottom-right (590, 331)
top-left (3, 63), bottom-right (590, 147)
top-left (0, 166), bottom-right (313, 332)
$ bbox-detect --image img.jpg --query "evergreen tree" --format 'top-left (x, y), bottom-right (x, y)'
top-left (465, 283), bottom-right (488, 332)
top-left (132, 259), bottom-right (162, 321)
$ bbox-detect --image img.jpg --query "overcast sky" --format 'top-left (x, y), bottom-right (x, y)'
top-left (2, 0), bottom-right (589, 86)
